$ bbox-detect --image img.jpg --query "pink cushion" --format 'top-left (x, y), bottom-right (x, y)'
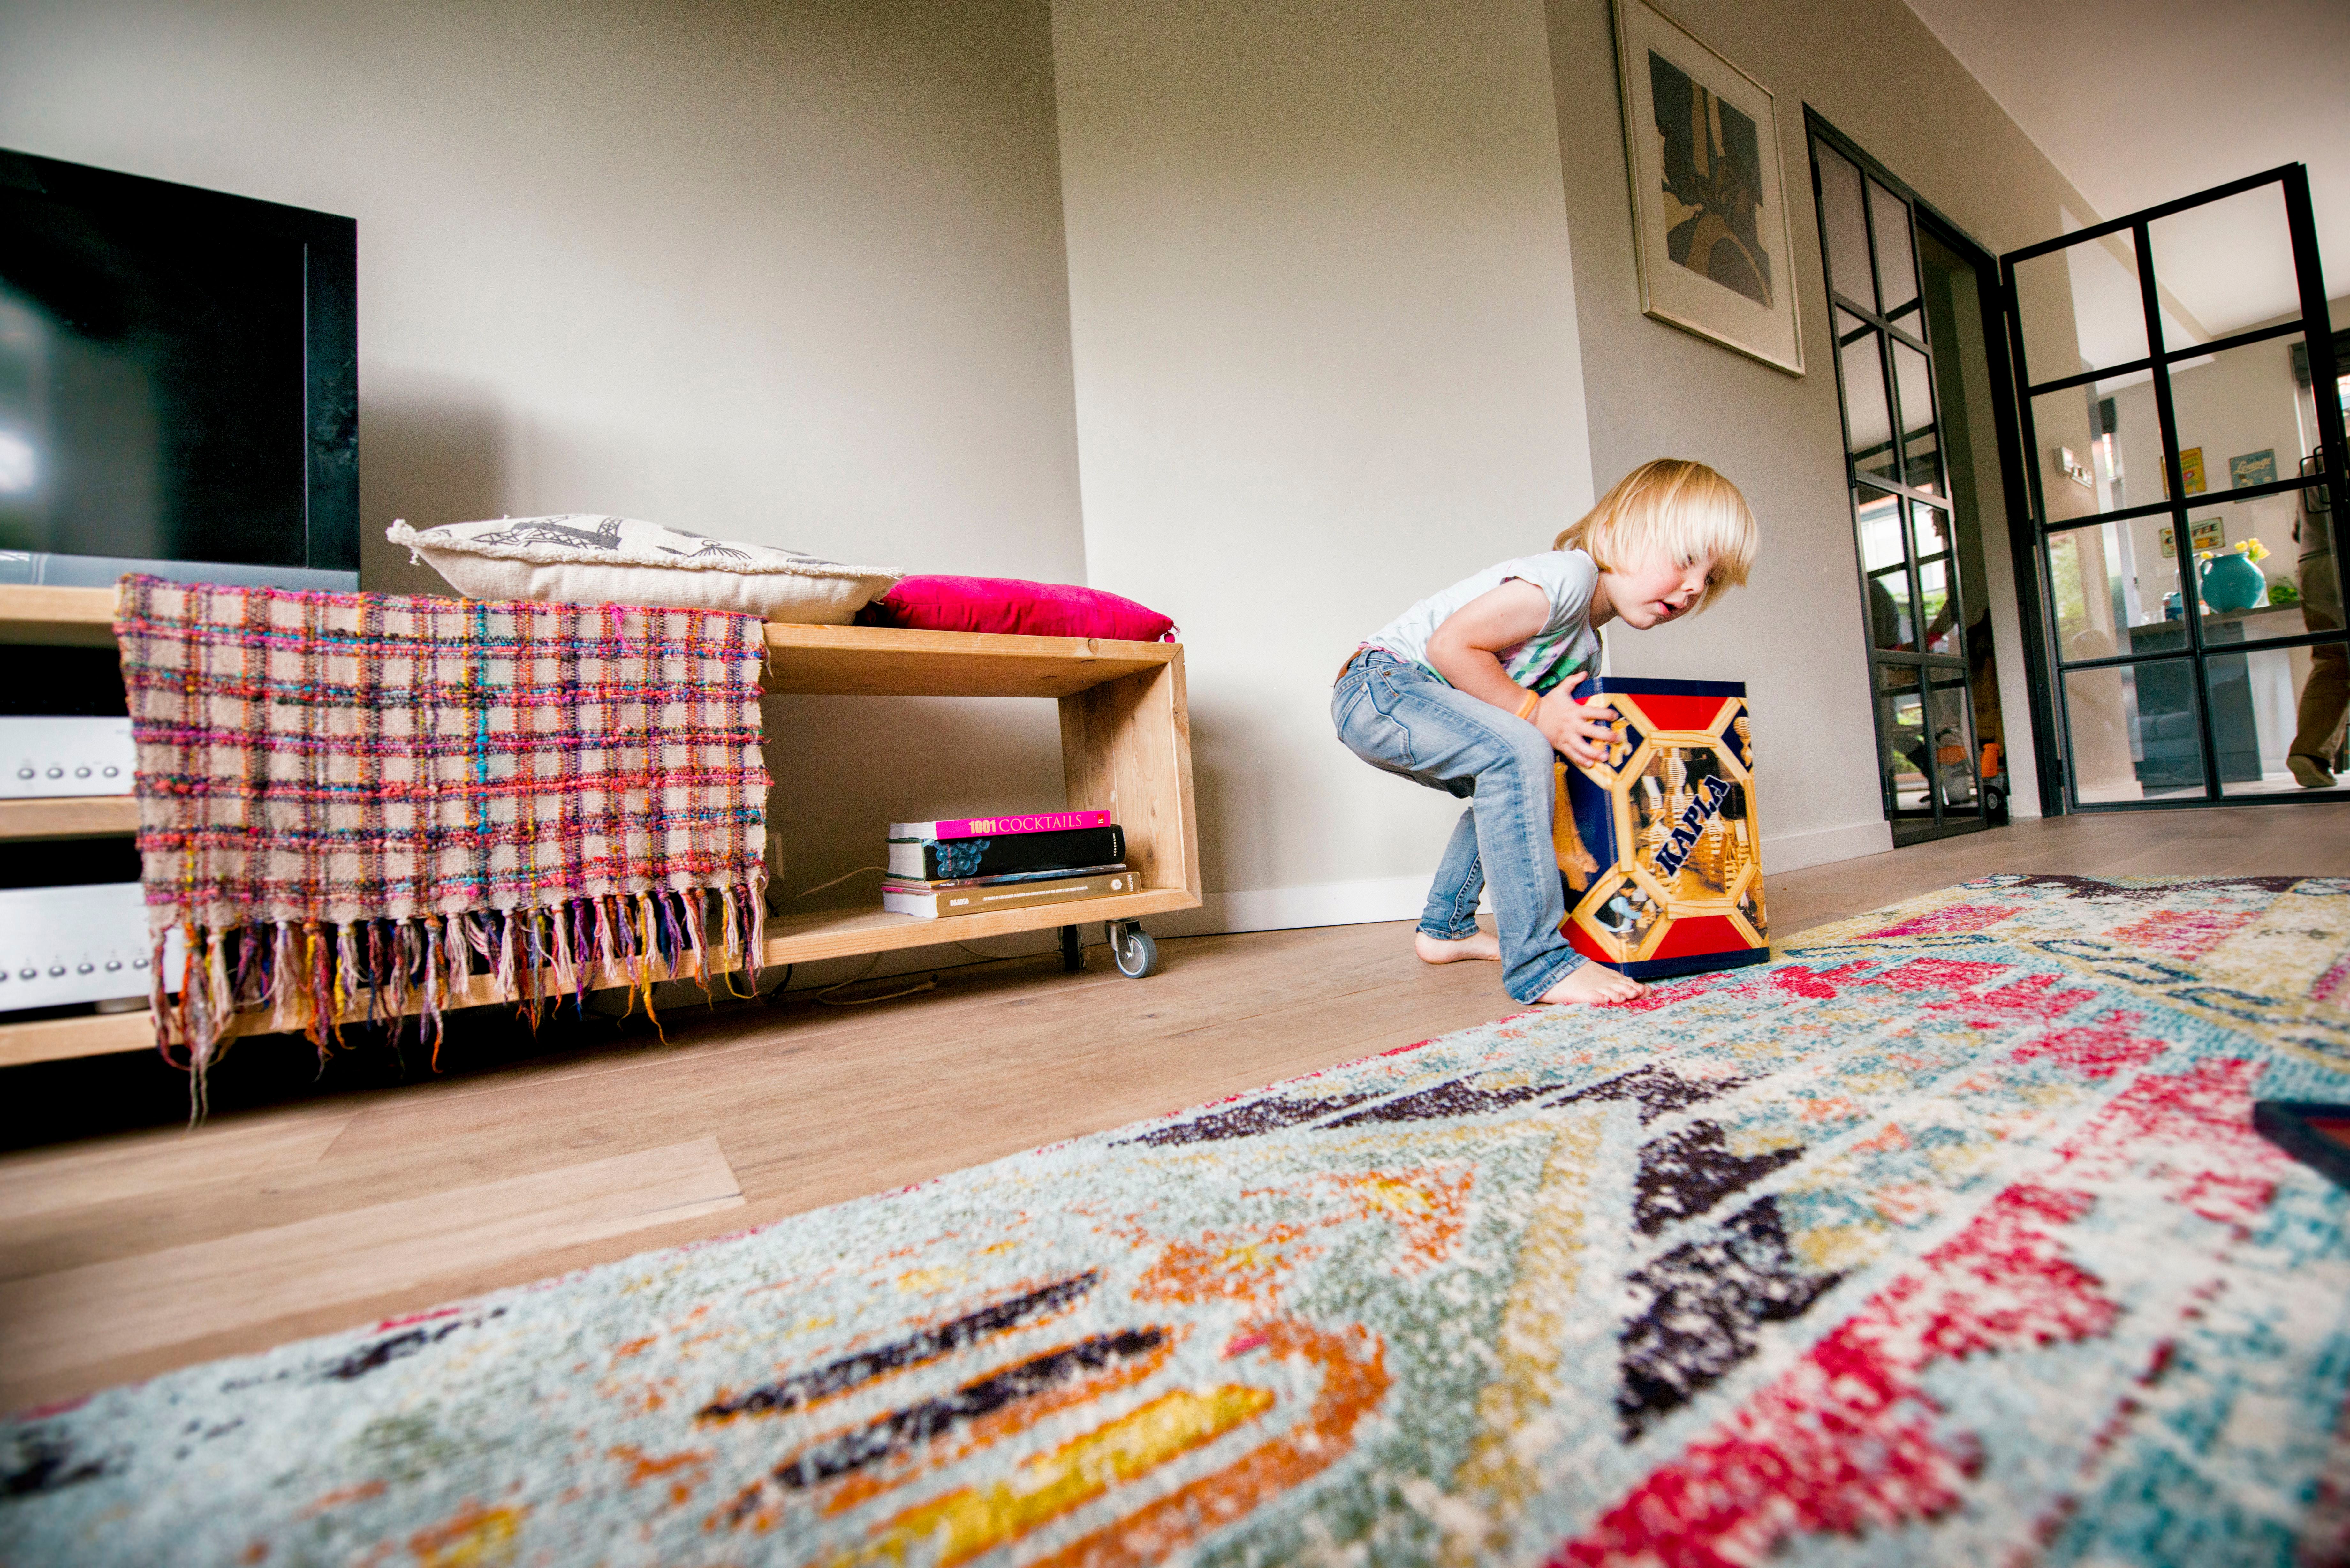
top-left (857, 576), bottom-right (1177, 642)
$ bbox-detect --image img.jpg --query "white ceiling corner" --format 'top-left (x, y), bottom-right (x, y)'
top-left (1898, 0), bottom-right (2350, 337)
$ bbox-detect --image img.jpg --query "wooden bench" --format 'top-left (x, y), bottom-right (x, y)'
top-left (0, 586), bottom-right (1201, 1066)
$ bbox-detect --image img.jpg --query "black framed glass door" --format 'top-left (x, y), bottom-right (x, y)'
top-left (1810, 126), bottom-right (1990, 842)
top-left (2000, 166), bottom-right (2349, 809)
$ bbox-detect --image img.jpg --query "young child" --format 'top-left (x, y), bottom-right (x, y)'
top-left (1332, 459), bottom-right (1758, 1006)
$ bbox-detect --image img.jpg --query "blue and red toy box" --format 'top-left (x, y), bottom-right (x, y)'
top-left (1555, 677), bottom-right (1768, 981)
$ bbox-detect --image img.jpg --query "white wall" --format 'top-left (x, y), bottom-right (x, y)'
top-left (0, 0), bottom-right (1091, 953)
top-left (1051, 0), bottom-right (1598, 934)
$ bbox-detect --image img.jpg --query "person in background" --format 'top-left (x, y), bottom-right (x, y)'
top-left (2291, 455), bottom-right (2346, 788)
top-left (1330, 460), bottom-right (1759, 1007)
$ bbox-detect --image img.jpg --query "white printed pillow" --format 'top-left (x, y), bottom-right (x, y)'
top-left (386, 516), bottom-right (901, 624)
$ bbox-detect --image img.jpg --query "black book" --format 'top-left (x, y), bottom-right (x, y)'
top-left (886, 825), bottom-right (1125, 882)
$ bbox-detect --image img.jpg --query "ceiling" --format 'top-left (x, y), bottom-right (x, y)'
top-left (1900, 0), bottom-right (2350, 341)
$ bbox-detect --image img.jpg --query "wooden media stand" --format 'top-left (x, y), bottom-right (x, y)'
top-left (0, 587), bottom-right (1201, 1067)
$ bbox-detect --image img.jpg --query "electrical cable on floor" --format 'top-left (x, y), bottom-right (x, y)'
top-left (817, 976), bottom-right (936, 1006)
top-left (788, 866), bottom-right (890, 901)
top-left (952, 938), bottom-right (1070, 964)
top-left (763, 885), bottom-right (1091, 1001)
top-left (811, 954), bottom-right (937, 1007)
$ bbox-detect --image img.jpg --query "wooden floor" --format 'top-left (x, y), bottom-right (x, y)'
top-left (4, 803), bottom-right (2347, 1412)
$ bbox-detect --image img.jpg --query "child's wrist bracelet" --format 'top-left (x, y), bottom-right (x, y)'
top-left (1513, 688), bottom-right (1541, 721)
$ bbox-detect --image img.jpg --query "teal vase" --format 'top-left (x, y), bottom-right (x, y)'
top-left (2200, 552), bottom-right (2266, 614)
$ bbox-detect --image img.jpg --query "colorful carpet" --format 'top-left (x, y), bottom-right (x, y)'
top-left (9, 874), bottom-right (2350, 1566)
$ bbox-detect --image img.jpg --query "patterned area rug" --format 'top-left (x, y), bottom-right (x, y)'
top-left (8, 874), bottom-right (2350, 1566)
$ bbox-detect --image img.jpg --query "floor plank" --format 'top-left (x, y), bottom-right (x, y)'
top-left (0, 1107), bottom-right (352, 1224)
top-left (0, 1137), bottom-right (742, 1385)
top-left (3, 804), bottom-right (2346, 1411)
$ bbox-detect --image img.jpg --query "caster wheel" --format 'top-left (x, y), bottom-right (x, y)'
top-left (1112, 922), bottom-right (1159, 978)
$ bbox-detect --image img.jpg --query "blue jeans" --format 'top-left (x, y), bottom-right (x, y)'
top-left (1331, 650), bottom-right (1587, 1001)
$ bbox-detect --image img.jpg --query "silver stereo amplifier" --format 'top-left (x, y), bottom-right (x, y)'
top-left (0, 883), bottom-right (182, 1012)
top-left (0, 717), bottom-right (137, 799)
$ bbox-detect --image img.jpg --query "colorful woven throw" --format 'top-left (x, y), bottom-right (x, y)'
top-left (113, 575), bottom-right (770, 1087)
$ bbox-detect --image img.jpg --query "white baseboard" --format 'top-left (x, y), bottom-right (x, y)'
top-left (1758, 819), bottom-right (1894, 873)
top-left (1144, 820), bottom-right (1896, 939)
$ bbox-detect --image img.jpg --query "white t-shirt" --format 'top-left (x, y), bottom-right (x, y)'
top-left (1366, 549), bottom-right (1601, 696)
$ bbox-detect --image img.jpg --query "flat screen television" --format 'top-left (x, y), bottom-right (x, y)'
top-left (0, 148), bottom-right (357, 590)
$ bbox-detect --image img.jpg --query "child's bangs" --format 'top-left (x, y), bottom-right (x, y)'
top-left (1634, 471), bottom-right (1756, 588)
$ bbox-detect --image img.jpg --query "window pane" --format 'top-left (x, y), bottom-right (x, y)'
top-left (2179, 489), bottom-right (2323, 645)
top-left (1869, 568), bottom-right (1915, 652)
top-left (2211, 640), bottom-right (2349, 795)
top-left (2012, 229), bottom-right (2150, 387)
top-left (1858, 485), bottom-right (1907, 573)
top-left (1839, 310), bottom-right (1897, 484)
top-left (2028, 382), bottom-right (2132, 521)
top-left (1860, 488), bottom-right (1913, 651)
top-left (2162, 329), bottom-right (2310, 501)
top-left (1815, 143), bottom-right (1875, 310)
top-left (1870, 179), bottom-right (1920, 326)
top-left (2063, 659), bottom-right (2207, 803)
top-left (1877, 684), bottom-right (1934, 819)
top-left (1927, 675), bottom-right (1979, 813)
top-left (1911, 498), bottom-right (1953, 562)
top-left (2146, 182), bottom-right (2298, 349)
top-left (2047, 517), bottom-right (2180, 663)
top-left (1891, 337), bottom-right (1940, 494)
top-left (1912, 501), bottom-right (1959, 657)
top-left (1917, 556), bottom-right (1960, 656)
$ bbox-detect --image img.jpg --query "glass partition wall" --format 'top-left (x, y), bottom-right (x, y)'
top-left (1811, 128), bottom-right (1995, 841)
top-left (1999, 167), bottom-right (2348, 808)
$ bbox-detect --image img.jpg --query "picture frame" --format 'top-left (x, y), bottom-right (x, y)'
top-left (1612, 0), bottom-right (1804, 376)
top-left (2180, 446), bottom-right (2208, 494)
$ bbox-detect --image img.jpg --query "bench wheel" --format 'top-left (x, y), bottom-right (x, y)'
top-left (1111, 921), bottom-right (1159, 979)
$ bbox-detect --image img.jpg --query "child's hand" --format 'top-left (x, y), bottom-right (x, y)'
top-left (1535, 692), bottom-right (1611, 768)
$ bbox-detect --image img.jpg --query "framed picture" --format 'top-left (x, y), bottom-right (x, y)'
top-left (2159, 518), bottom-right (2225, 557)
top-left (1612, 0), bottom-right (1804, 375)
top-left (2165, 446), bottom-right (2211, 498)
top-left (2231, 449), bottom-right (2278, 489)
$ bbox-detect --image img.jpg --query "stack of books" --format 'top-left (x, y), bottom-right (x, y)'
top-left (881, 810), bottom-right (1133, 919)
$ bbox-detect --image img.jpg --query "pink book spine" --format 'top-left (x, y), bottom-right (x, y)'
top-left (932, 810), bottom-right (1112, 840)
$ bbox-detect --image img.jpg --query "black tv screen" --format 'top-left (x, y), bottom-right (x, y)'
top-left (0, 149), bottom-right (356, 586)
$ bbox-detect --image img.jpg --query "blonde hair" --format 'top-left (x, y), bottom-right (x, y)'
top-left (1553, 459), bottom-right (1757, 613)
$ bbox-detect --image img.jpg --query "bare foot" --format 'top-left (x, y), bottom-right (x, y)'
top-left (1414, 930), bottom-right (1500, 964)
top-left (1537, 963), bottom-right (1647, 1005)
